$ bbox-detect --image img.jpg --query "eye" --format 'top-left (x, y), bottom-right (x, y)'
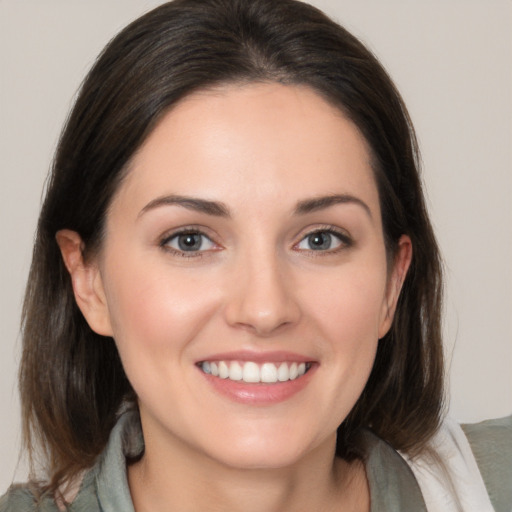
top-left (162, 230), bottom-right (217, 254)
top-left (295, 230), bottom-right (350, 252)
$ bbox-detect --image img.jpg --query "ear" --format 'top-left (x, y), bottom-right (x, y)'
top-left (56, 229), bottom-right (113, 337)
top-left (378, 235), bottom-right (413, 339)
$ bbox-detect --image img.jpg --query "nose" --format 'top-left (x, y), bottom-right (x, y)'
top-left (223, 250), bottom-right (301, 336)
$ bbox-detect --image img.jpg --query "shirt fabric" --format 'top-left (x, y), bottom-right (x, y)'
top-left (1, 411), bottom-right (510, 512)
top-left (401, 417), bottom-right (495, 511)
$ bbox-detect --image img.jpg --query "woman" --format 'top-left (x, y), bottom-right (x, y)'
top-left (1, 0), bottom-right (510, 510)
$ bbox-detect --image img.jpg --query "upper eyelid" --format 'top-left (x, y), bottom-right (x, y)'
top-left (294, 224), bottom-right (352, 242)
top-left (292, 227), bottom-right (354, 252)
top-left (159, 231), bottom-right (218, 256)
top-left (159, 225), bottom-right (217, 243)
top-left (159, 229), bottom-right (220, 258)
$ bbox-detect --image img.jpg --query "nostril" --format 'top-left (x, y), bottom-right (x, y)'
top-left (224, 296), bottom-right (301, 336)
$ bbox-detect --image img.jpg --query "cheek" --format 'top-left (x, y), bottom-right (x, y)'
top-left (306, 260), bottom-right (388, 343)
top-left (300, 262), bottom-right (387, 414)
top-left (101, 255), bottom-right (222, 370)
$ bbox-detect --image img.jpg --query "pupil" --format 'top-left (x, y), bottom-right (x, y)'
top-left (309, 232), bottom-right (331, 250)
top-left (178, 234), bottom-right (201, 251)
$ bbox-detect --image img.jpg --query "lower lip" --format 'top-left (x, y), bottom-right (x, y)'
top-left (198, 365), bottom-right (316, 405)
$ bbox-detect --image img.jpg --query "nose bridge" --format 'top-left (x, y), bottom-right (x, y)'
top-left (224, 240), bottom-right (300, 335)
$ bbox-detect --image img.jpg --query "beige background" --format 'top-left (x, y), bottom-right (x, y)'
top-left (1, 0), bottom-right (511, 489)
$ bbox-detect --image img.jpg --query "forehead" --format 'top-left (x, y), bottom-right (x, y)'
top-left (113, 82), bottom-right (380, 219)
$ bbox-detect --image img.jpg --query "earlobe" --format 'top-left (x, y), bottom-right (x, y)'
top-left (378, 235), bottom-right (413, 339)
top-left (56, 229), bottom-right (113, 337)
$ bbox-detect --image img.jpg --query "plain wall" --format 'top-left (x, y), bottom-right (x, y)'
top-left (1, 0), bottom-right (511, 489)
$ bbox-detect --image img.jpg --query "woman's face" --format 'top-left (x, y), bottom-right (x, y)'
top-left (78, 83), bottom-right (409, 469)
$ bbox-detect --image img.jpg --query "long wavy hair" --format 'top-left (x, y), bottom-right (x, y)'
top-left (20, 0), bottom-right (444, 494)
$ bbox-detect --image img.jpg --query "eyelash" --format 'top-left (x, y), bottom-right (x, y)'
top-left (293, 226), bottom-right (353, 255)
top-left (159, 228), bottom-right (218, 258)
top-left (159, 226), bottom-right (353, 258)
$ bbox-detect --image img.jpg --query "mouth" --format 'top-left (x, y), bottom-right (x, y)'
top-left (198, 360), bottom-right (312, 384)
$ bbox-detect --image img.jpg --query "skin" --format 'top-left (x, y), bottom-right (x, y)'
top-left (57, 83), bottom-right (411, 512)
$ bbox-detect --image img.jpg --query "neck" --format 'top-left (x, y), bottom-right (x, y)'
top-left (128, 422), bottom-right (369, 512)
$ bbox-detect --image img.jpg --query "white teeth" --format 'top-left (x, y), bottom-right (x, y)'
top-left (242, 362), bottom-right (260, 383)
top-left (218, 361), bottom-right (229, 379)
top-left (200, 360), bottom-right (309, 383)
top-left (229, 361), bottom-right (243, 381)
top-left (277, 363), bottom-right (289, 382)
top-left (260, 363), bottom-right (278, 383)
top-left (289, 362), bottom-right (298, 380)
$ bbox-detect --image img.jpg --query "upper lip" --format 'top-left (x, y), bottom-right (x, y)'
top-left (196, 350), bottom-right (314, 364)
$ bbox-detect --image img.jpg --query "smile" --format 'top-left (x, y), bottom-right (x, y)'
top-left (199, 361), bottom-right (310, 383)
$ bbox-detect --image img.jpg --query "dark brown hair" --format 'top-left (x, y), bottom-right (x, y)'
top-left (20, 0), bottom-right (444, 493)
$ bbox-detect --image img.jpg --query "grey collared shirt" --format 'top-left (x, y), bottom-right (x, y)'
top-left (1, 412), bottom-right (510, 511)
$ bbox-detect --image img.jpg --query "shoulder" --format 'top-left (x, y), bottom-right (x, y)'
top-left (0, 485), bottom-right (55, 512)
top-left (361, 430), bottom-right (428, 511)
top-left (0, 410), bottom-right (140, 512)
top-left (462, 415), bottom-right (512, 512)
top-left (0, 470), bottom-right (100, 512)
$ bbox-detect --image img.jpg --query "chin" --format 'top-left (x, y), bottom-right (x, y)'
top-left (198, 426), bottom-right (331, 471)
top-left (210, 444), bottom-right (307, 471)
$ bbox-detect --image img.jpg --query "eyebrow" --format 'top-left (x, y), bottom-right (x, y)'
top-left (139, 195), bottom-right (231, 218)
top-left (294, 194), bottom-right (372, 218)
top-left (138, 193), bottom-right (371, 219)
